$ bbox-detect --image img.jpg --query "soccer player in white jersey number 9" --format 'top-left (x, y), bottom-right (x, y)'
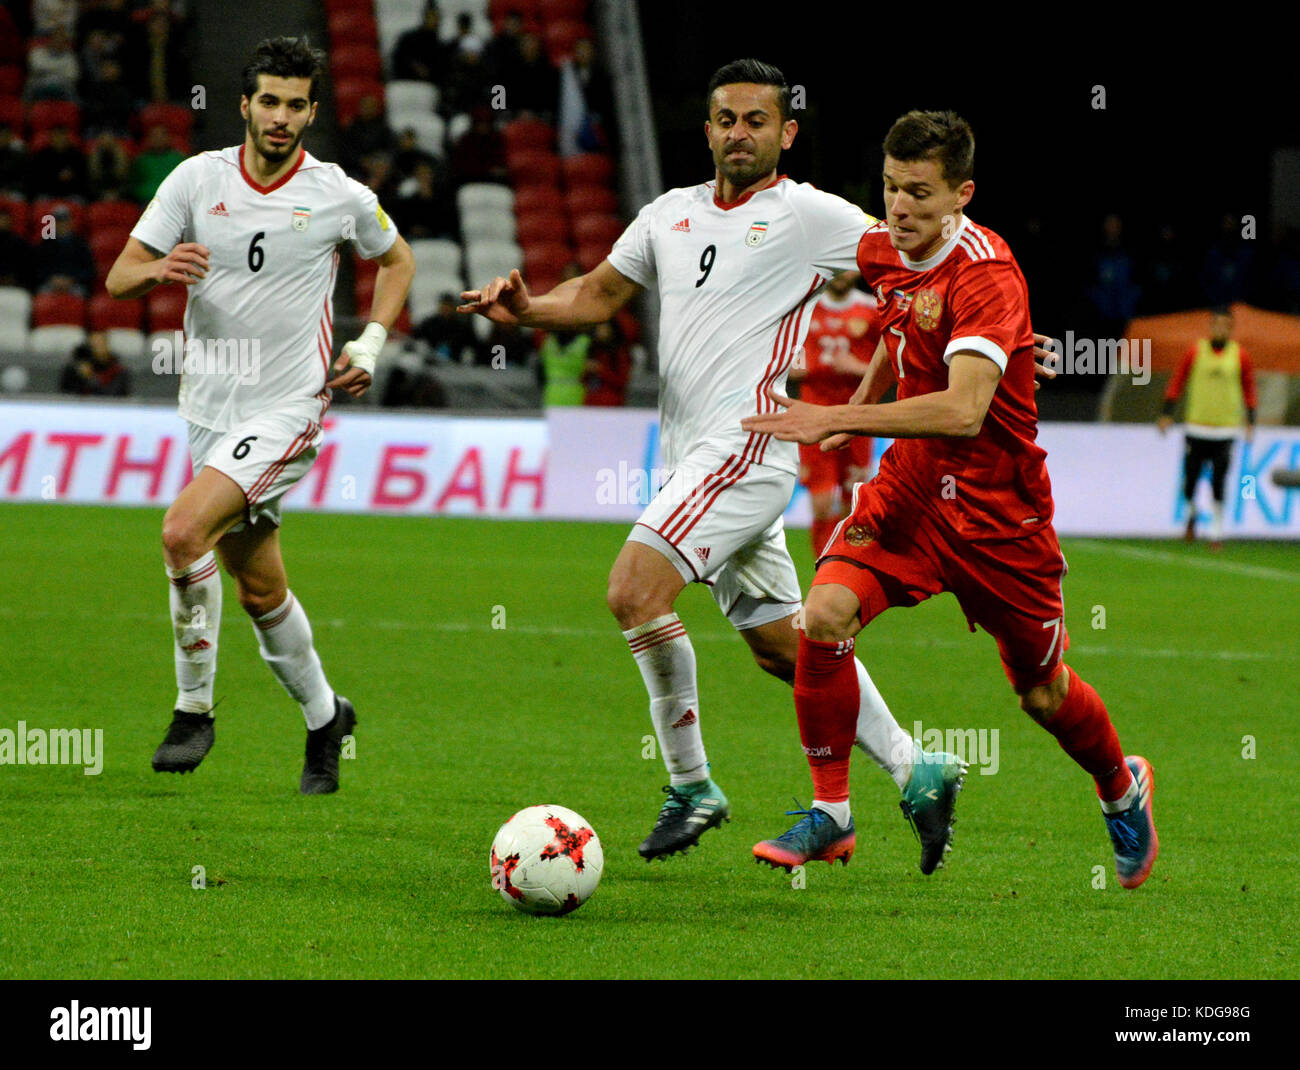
top-left (462, 59), bottom-right (964, 865)
top-left (105, 37), bottom-right (415, 793)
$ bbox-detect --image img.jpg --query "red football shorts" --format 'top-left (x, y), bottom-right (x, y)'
top-left (798, 436), bottom-right (874, 498)
top-left (812, 477), bottom-right (1070, 692)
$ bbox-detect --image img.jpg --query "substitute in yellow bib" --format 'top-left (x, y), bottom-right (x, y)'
top-left (1157, 307), bottom-right (1257, 547)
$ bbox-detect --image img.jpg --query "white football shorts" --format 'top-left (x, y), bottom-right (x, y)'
top-left (188, 399), bottom-right (323, 532)
top-left (627, 443), bottom-right (802, 631)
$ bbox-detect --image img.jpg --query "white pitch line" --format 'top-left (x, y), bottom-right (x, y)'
top-left (1068, 539), bottom-right (1300, 583)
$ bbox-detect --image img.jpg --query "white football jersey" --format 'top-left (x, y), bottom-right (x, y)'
top-left (131, 145), bottom-right (399, 431)
top-left (607, 176), bottom-right (877, 474)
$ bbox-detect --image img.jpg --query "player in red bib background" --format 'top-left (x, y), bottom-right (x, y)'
top-left (786, 271), bottom-right (884, 556)
top-left (744, 110), bottom-right (1158, 889)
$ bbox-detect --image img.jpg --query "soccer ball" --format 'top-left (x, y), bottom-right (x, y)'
top-left (490, 804), bottom-right (603, 916)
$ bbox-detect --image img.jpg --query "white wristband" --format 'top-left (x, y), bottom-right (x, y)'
top-left (343, 322), bottom-right (387, 376)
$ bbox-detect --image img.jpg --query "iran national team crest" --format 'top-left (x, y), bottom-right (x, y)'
top-left (746, 220), bottom-right (769, 246)
top-left (291, 206), bottom-right (311, 232)
top-left (913, 287), bottom-right (943, 330)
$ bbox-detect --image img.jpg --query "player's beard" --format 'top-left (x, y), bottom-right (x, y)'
top-left (248, 118), bottom-right (304, 165)
top-left (714, 143), bottom-right (776, 192)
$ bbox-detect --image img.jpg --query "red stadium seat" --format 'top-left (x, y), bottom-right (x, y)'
top-left (563, 185), bottom-right (616, 216)
top-left (90, 293), bottom-right (142, 331)
top-left (27, 99), bottom-right (80, 136)
top-left (324, 0), bottom-right (373, 13)
top-left (327, 9), bottom-right (378, 46)
top-left (507, 150), bottom-right (561, 186)
top-left (528, 270), bottom-right (562, 295)
top-left (334, 78), bottom-right (384, 126)
top-left (0, 95), bottom-right (21, 131)
top-left (543, 20), bottom-right (590, 64)
top-left (28, 128), bottom-right (83, 153)
top-left (514, 210), bottom-right (565, 245)
top-left (561, 152), bottom-right (613, 188)
top-left (491, 0), bottom-right (541, 18)
top-left (30, 199), bottom-right (87, 235)
top-left (0, 66), bottom-right (22, 97)
top-left (136, 103), bottom-right (194, 139)
top-left (576, 243), bottom-right (609, 271)
top-left (572, 213), bottom-right (624, 247)
top-left (539, 0), bottom-right (588, 20)
top-left (331, 45), bottom-right (382, 81)
top-left (89, 200), bottom-right (139, 234)
top-left (32, 292), bottom-right (86, 327)
top-left (522, 240), bottom-right (575, 280)
top-left (513, 184), bottom-right (565, 215)
top-left (0, 195), bottom-right (27, 237)
top-left (90, 229), bottom-right (130, 267)
top-left (502, 118), bottom-right (554, 154)
top-left (146, 286), bottom-right (186, 332)
top-left (354, 272), bottom-right (376, 309)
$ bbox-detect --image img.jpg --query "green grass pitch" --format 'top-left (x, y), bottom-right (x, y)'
top-left (0, 502), bottom-right (1295, 979)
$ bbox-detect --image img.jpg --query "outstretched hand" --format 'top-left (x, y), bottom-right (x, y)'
top-left (459, 268), bottom-right (531, 325)
top-left (740, 388), bottom-right (833, 444)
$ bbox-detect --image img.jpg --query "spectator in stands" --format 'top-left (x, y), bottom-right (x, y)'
top-left (25, 26), bottom-right (80, 101)
top-left (144, 0), bottom-right (189, 103)
top-left (391, 3), bottom-right (453, 84)
top-left (33, 0), bottom-right (78, 36)
top-left (381, 350), bottom-right (447, 408)
top-left (129, 123), bottom-right (183, 202)
top-left (442, 37), bottom-right (492, 116)
top-left (341, 94), bottom-right (394, 176)
top-left (558, 37), bottom-right (616, 155)
top-left (33, 205), bottom-right (95, 295)
top-left (77, 0), bottom-right (146, 94)
top-left (0, 207), bottom-right (32, 289)
top-left (0, 126), bottom-right (26, 195)
top-left (483, 321), bottom-right (534, 369)
top-left (1141, 223), bottom-right (1193, 315)
top-left (1086, 213), bottom-right (1140, 342)
top-left (81, 58), bottom-right (136, 138)
top-left (393, 159), bottom-right (456, 240)
top-left (1200, 212), bottom-right (1256, 305)
top-left (415, 292), bottom-right (484, 364)
top-left (451, 12), bottom-right (483, 56)
top-left (392, 126), bottom-right (439, 181)
top-left (583, 318), bottom-right (630, 406)
top-left (484, 13), bottom-right (525, 87)
top-left (510, 33), bottom-right (558, 119)
top-left (60, 330), bottom-right (131, 397)
top-left (28, 125), bottom-right (89, 200)
top-left (87, 132), bottom-right (132, 199)
top-left (448, 106), bottom-right (506, 185)
top-left (359, 151), bottom-right (401, 205)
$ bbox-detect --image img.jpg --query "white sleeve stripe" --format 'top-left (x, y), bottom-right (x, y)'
top-left (944, 335), bottom-right (1007, 372)
top-left (967, 224), bottom-right (996, 259)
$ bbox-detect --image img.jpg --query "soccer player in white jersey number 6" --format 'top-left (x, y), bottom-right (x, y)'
top-left (462, 59), bottom-right (967, 865)
top-left (105, 37), bottom-right (415, 793)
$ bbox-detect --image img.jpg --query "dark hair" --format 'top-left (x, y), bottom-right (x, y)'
top-left (882, 110), bottom-right (974, 187)
top-left (707, 58), bottom-right (791, 122)
top-left (242, 36), bottom-right (327, 104)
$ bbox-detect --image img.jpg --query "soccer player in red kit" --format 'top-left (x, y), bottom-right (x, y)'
top-left (742, 111), bottom-right (1158, 889)
top-left (787, 271), bottom-right (883, 557)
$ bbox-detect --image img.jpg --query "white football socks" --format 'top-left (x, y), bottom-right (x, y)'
top-left (853, 658), bottom-right (913, 790)
top-left (253, 591), bottom-right (336, 729)
top-left (812, 799), bottom-right (853, 828)
top-left (623, 613), bottom-right (708, 785)
top-left (167, 551), bottom-right (222, 714)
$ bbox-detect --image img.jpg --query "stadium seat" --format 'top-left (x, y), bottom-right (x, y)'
top-left (326, 0), bottom-right (376, 11)
top-left (507, 150), bottom-right (561, 186)
top-left (0, 95), bottom-right (22, 130)
top-left (543, 19), bottom-right (590, 64)
top-left (328, 9), bottom-right (379, 44)
top-left (515, 185), bottom-right (565, 215)
top-left (457, 182), bottom-right (514, 215)
top-left (563, 185), bottom-right (615, 216)
top-left (576, 241), bottom-right (608, 271)
top-left (0, 286), bottom-right (31, 349)
top-left (0, 195), bottom-right (27, 238)
top-left (106, 328), bottom-right (147, 364)
top-left (28, 324), bottom-right (86, 358)
top-left (399, 113), bottom-right (447, 157)
top-left (331, 44), bottom-right (383, 81)
top-left (513, 211), bottom-right (563, 245)
top-left (572, 213), bottom-right (624, 247)
top-left (460, 210), bottom-right (517, 242)
top-left (27, 99), bottom-right (80, 137)
top-left (0, 67), bottom-right (22, 97)
top-left (146, 287), bottom-right (186, 332)
top-left (522, 240), bottom-right (574, 280)
top-left (561, 152), bottom-right (613, 188)
top-left (502, 118), bottom-right (554, 155)
top-left (28, 128), bottom-right (83, 154)
top-left (409, 238), bottom-right (463, 277)
top-left (136, 103), bottom-right (194, 139)
top-left (90, 293), bottom-right (142, 331)
top-left (385, 80), bottom-right (439, 118)
top-left (334, 78), bottom-right (385, 126)
top-left (375, 0), bottom-right (427, 62)
top-left (407, 272), bottom-right (467, 321)
top-left (446, 111), bottom-right (472, 144)
top-left (538, 0), bottom-right (587, 19)
top-left (90, 229), bottom-right (130, 268)
top-left (490, 0), bottom-right (541, 20)
top-left (466, 238), bottom-right (525, 283)
top-left (32, 292), bottom-right (86, 327)
top-left (89, 200), bottom-right (140, 234)
top-left (354, 271), bottom-right (376, 310)
top-left (30, 199), bottom-right (87, 236)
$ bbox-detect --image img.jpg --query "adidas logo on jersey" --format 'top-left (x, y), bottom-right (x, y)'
top-left (671, 217), bottom-right (691, 232)
top-left (208, 202), bottom-right (229, 216)
top-left (671, 709), bottom-right (697, 729)
top-left (693, 546), bottom-right (710, 564)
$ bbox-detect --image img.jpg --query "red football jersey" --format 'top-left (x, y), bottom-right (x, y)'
top-left (799, 288), bottom-right (878, 406)
top-left (855, 216), bottom-right (1053, 541)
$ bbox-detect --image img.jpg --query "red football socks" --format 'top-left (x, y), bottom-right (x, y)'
top-left (794, 633), bottom-right (860, 803)
top-left (1042, 666), bottom-right (1131, 802)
